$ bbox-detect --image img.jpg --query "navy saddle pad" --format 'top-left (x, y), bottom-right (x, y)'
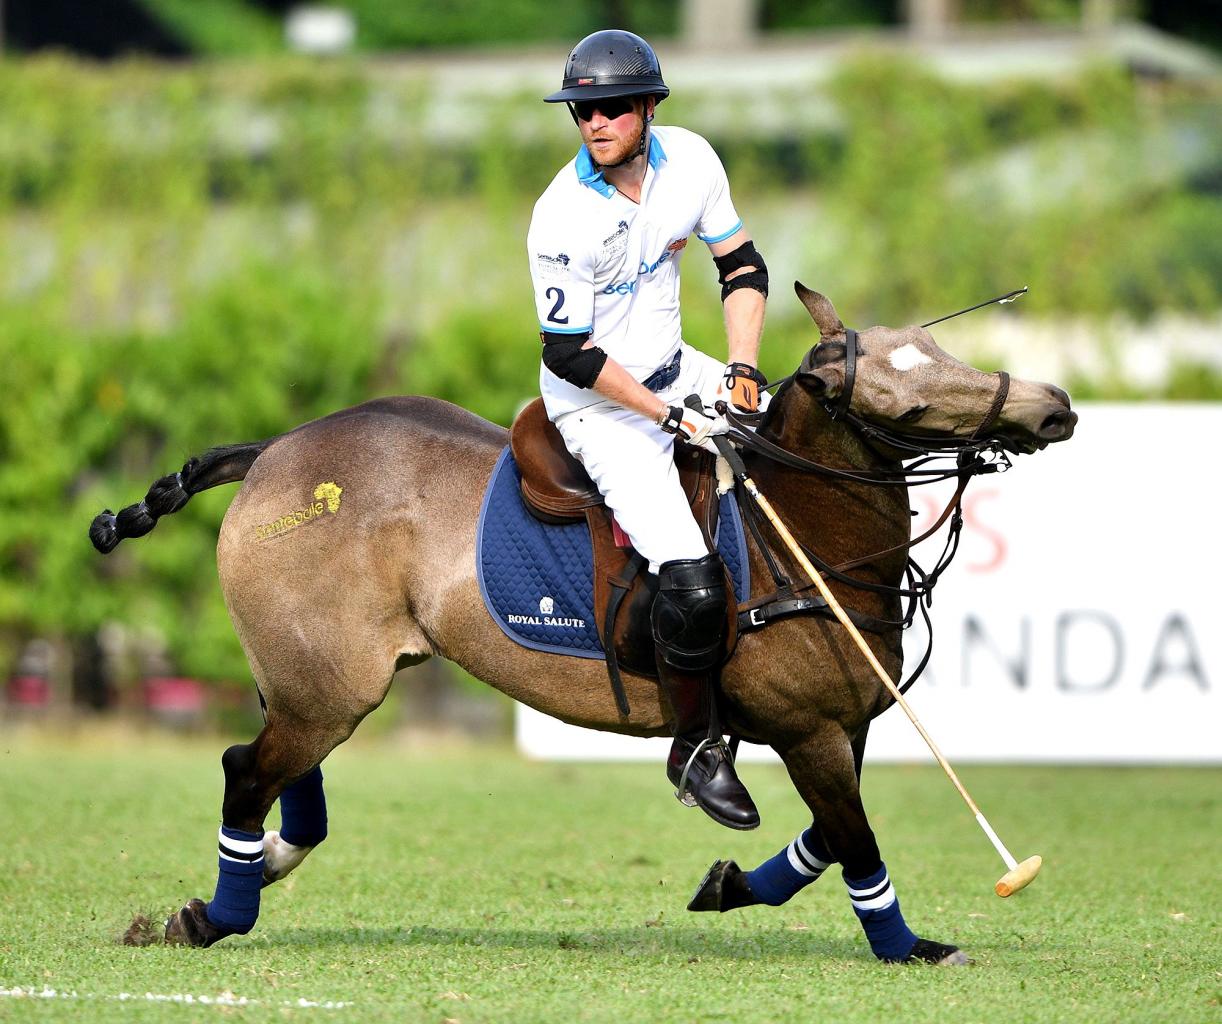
top-left (476, 447), bottom-right (750, 660)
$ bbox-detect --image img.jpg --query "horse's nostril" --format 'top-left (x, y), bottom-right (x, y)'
top-left (1039, 408), bottom-right (1077, 440)
top-left (1047, 385), bottom-right (1071, 408)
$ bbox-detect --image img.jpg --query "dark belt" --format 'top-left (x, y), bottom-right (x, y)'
top-left (642, 349), bottom-right (682, 392)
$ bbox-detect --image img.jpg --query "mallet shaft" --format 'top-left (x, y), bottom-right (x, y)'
top-left (975, 812), bottom-right (1018, 870)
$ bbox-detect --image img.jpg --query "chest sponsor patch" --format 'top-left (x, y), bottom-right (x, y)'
top-left (600, 220), bottom-right (629, 260)
top-left (535, 251), bottom-right (571, 282)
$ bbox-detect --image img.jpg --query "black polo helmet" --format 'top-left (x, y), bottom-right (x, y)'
top-left (544, 29), bottom-right (669, 104)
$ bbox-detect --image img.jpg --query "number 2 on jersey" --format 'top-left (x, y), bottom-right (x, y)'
top-left (545, 287), bottom-right (569, 325)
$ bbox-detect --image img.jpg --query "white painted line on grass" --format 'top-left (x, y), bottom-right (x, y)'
top-left (0, 986), bottom-right (349, 1009)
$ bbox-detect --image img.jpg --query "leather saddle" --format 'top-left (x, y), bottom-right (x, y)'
top-left (508, 398), bottom-right (734, 702)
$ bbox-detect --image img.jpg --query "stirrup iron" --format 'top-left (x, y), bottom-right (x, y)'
top-left (673, 735), bottom-right (735, 806)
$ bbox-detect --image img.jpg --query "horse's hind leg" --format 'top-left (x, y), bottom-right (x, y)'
top-left (165, 714), bottom-right (349, 948)
top-left (262, 763), bottom-right (328, 884)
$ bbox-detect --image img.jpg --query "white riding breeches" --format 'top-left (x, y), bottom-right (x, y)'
top-left (553, 343), bottom-right (758, 574)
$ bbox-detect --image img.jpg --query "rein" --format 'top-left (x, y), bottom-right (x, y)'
top-left (724, 331), bottom-right (1014, 695)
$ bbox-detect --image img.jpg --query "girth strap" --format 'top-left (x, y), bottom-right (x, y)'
top-left (737, 591), bottom-right (894, 637)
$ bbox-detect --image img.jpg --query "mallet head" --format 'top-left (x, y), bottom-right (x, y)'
top-left (995, 854), bottom-right (1042, 897)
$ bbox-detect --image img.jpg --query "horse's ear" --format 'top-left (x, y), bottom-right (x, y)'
top-left (794, 282), bottom-right (846, 339)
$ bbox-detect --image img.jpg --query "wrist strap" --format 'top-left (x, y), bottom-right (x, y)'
top-left (658, 405), bottom-right (684, 434)
top-left (726, 361), bottom-right (766, 386)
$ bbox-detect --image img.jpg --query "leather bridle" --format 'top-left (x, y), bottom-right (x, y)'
top-left (721, 330), bottom-right (1016, 695)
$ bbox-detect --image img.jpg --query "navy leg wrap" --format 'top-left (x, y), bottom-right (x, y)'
top-left (744, 827), bottom-right (833, 906)
top-left (206, 826), bottom-right (264, 935)
top-left (278, 766), bottom-right (328, 848)
top-left (844, 863), bottom-right (918, 962)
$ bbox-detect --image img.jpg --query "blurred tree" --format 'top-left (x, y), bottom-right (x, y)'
top-left (762, 0), bottom-right (895, 30)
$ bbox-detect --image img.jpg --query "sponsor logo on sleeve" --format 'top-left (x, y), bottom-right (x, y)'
top-left (535, 251), bottom-right (571, 282)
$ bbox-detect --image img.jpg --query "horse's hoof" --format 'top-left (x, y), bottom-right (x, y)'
top-left (687, 859), bottom-right (760, 913)
top-left (164, 898), bottom-right (229, 948)
top-left (904, 938), bottom-right (972, 966)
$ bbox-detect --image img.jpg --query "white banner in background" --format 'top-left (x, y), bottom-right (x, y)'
top-left (516, 404), bottom-right (1221, 764)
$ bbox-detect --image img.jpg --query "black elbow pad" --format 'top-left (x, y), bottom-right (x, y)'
top-left (713, 240), bottom-right (769, 301)
top-left (540, 331), bottom-right (608, 389)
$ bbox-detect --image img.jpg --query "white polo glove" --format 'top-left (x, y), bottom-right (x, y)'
top-left (658, 401), bottom-right (729, 454)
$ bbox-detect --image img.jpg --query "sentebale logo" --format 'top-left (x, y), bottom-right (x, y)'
top-left (254, 482), bottom-right (343, 541)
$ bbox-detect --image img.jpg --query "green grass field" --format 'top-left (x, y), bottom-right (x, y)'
top-left (0, 729), bottom-right (1217, 1023)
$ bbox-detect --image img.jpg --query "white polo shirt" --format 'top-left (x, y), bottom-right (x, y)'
top-left (527, 125), bottom-right (743, 418)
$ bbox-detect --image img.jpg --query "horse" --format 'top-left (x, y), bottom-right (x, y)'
top-left (90, 284), bottom-right (1076, 963)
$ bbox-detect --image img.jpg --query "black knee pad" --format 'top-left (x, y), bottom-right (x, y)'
top-left (651, 554), bottom-right (728, 672)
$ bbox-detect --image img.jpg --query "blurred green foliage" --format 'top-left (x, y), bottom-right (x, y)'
top-left (0, 265), bottom-right (378, 682)
top-left (135, 2), bottom-right (1112, 55)
top-left (141, 0), bottom-right (285, 55)
top-left (0, 54), bottom-right (1218, 688)
top-left (762, 0), bottom-right (895, 30)
top-left (340, 0), bottom-right (676, 50)
top-left (139, 0), bottom-right (679, 53)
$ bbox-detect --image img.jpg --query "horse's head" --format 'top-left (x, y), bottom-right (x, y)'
top-left (792, 283), bottom-right (1076, 454)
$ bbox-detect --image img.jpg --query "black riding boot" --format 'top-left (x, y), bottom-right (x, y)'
top-left (653, 555), bottom-right (760, 831)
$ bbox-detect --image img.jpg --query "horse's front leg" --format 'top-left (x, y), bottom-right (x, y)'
top-left (165, 718), bottom-right (333, 947)
top-left (689, 723), bottom-right (872, 913)
top-left (694, 723), bottom-right (968, 965)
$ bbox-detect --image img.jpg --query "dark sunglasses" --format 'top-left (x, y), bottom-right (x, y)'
top-left (573, 97), bottom-right (636, 122)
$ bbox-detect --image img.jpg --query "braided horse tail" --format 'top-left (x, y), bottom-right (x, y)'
top-left (89, 440), bottom-right (273, 554)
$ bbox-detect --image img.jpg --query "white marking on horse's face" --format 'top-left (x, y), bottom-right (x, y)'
top-left (889, 343), bottom-right (932, 372)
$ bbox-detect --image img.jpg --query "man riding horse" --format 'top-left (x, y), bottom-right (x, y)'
top-left (528, 29), bottom-right (770, 830)
top-left (87, 24), bottom-right (1077, 958)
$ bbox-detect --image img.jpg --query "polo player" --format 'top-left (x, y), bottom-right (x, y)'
top-left (526, 29), bottom-right (770, 830)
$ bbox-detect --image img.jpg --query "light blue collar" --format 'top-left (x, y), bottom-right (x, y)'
top-left (574, 132), bottom-right (667, 198)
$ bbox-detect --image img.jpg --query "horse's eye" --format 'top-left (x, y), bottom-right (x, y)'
top-left (899, 405), bottom-right (928, 423)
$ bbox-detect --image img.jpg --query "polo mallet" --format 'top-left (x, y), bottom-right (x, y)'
top-left (691, 397), bottom-right (1042, 898)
